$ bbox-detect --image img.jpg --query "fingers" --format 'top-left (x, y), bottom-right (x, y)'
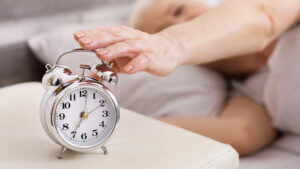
top-left (112, 57), bottom-right (131, 74)
top-left (74, 28), bottom-right (121, 50)
top-left (74, 26), bottom-right (156, 75)
top-left (123, 54), bottom-right (150, 74)
top-left (95, 40), bottom-right (146, 62)
top-left (74, 26), bottom-right (144, 50)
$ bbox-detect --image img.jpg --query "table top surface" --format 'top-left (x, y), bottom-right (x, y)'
top-left (0, 82), bottom-right (239, 169)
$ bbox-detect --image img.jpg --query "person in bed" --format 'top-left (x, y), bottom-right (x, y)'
top-left (73, 0), bottom-right (300, 156)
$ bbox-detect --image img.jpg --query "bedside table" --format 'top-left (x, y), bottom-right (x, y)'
top-left (0, 82), bottom-right (239, 169)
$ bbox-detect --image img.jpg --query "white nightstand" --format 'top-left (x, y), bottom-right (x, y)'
top-left (0, 82), bottom-right (239, 169)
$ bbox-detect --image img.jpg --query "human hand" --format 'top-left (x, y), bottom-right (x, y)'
top-left (74, 26), bottom-right (183, 76)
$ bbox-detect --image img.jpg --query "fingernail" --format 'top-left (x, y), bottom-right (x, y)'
top-left (124, 64), bottom-right (134, 72)
top-left (75, 31), bottom-right (85, 38)
top-left (98, 49), bottom-right (108, 55)
top-left (80, 37), bottom-right (92, 44)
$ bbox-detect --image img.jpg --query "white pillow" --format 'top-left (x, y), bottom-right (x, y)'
top-left (110, 66), bottom-right (226, 117)
top-left (27, 22), bottom-right (121, 74)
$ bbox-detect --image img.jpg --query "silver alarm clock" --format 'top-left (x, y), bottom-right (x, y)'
top-left (40, 49), bottom-right (120, 159)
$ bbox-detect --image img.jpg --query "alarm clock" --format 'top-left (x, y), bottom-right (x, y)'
top-left (40, 49), bottom-right (120, 159)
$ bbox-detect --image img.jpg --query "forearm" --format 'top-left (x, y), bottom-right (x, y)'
top-left (157, 96), bottom-right (278, 156)
top-left (160, 0), bottom-right (300, 65)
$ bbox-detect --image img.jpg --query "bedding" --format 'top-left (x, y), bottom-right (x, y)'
top-left (240, 135), bottom-right (300, 169)
top-left (232, 26), bottom-right (300, 168)
top-left (110, 66), bottom-right (226, 117)
top-left (233, 25), bottom-right (300, 136)
top-left (240, 146), bottom-right (300, 169)
top-left (28, 24), bottom-right (111, 74)
top-left (264, 26), bottom-right (300, 135)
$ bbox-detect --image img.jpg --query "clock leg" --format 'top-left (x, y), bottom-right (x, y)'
top-left (57, 146), bottom-right (67, 159)
top-left (101, 146), bottom-right (108, 155)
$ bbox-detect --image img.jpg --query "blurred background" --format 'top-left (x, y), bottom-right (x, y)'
top-left (0, 0), bottom-right (133, 87)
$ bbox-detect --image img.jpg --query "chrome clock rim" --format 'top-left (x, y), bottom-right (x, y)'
top-left (47, 81), bottom-right (120, 152)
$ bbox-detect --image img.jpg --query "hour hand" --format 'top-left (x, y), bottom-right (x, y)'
top-left (74, 118), bottom-right (83, 132)
top-left (74, 111), bottom-right (88, 131)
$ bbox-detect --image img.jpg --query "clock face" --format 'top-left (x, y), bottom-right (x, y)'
top-left (54, 85), bottom-right (117, 148)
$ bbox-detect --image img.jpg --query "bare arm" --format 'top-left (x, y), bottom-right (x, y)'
top-left (157, 96), bottom-right (278, 156)
top-left (74, 0), bottom-right (300, 76)
top-left (161, 0), bottom-right (300, 65)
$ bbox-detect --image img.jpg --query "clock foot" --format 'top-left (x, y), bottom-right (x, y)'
top-left (57, 146), bottom-right (67, 159)
top-left (101, 146), bottom-right (108, 155)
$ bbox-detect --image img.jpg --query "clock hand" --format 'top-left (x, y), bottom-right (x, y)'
top-left (84, 90), bottom-right (88, 112)
top-left (74, 90), bottom-right (89, 132)
top-left (74, 100), bottom-right (107, 132)
top-left (74, 117), bottom-right (84, 132)
top-left (74, 111), bottom-right (89, 132)
top-left (86, 105), bottom-right (102, 116)
top-left (86, 100), bottom-right (107, 116)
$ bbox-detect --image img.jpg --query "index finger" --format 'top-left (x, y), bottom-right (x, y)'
top-left (74, 26), bottom-right (145, 50)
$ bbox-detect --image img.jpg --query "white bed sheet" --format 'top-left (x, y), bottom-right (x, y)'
top-left (241, 135), bottom-right (300, 169)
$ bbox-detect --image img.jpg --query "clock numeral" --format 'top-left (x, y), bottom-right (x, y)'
top-left (99, 121), bottom-right (105, 128)
top-left (71, 131), bottom-right (77, 138)
top-left (58, 113), bottom-right (65, 120)
top-left (92, 129), bottom-right (98, 136)
top-left (81, 133), bottom-right (87, 140)
top-left (70, 94), bottom-right (76, 101)
top-left (99, 100), bottom-right (106, 107)
top-left (102, 110), bottom-right (109, 117)
top-left (80, 90), bottom-right (87, 97)
top-left (62, 102), bottom-right (71, 109)
top-left (62, 123), bottom-right (69, 130)
top-left (93, 93), bottom-right (96, 99)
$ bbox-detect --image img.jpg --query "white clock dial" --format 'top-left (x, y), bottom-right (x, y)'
top-left (54, 86), bottom-right (117, 148)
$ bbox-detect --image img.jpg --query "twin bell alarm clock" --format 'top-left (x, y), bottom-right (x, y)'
top-left (40, 49), bottom-right (120, 159)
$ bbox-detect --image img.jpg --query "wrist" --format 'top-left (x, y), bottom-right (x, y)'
top-left (156, 31), bottom-right (187, 67)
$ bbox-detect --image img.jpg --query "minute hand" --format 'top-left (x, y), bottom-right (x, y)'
top-left (86, 100), bottom-right (107, 116)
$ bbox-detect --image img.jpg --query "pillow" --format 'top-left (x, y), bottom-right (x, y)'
top-left (27, 22), bottom-right (121, 74)
top-left (264, 25), bottom-right (300, 135)
top-left (110, 66), bottom-right (226, 117)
